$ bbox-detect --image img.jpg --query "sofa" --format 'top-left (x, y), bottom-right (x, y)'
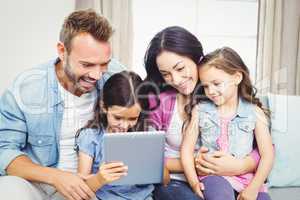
top-left (263, 94), bottom-right (300, 200)
top-left (269, 187), bottom-right (300, 200)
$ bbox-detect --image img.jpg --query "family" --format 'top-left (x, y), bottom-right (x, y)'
top-left (0, 9), bottom-right (273, 200)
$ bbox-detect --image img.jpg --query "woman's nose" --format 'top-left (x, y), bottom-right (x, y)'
top-left (171, 73), bottom-right (182, 86)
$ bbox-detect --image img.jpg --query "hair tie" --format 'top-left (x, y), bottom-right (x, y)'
top-left (198, 55), bottom-right (204, 64)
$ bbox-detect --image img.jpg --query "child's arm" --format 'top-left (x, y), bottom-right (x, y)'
top-left (76, 130), bottom-right (102, 192)
top-left (85, 162), bottom-right (127, 192)
top-left (77, 151), bottom-right (105, 192)
top-left (181, 106), bottom-right (204, 198)
top-left (78, 150), bottom-right (127, 192)
top-left (77, 135), bottom-right (127, 192)
top-left (78, 152), bottom-right (93, 176)
top-left (238, 107), bottom-right (274, 200)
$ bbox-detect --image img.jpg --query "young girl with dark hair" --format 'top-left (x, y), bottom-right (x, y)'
top-left (75, 71), bottom-right (153, 200)
top-left (181, 47), bottom-right (273, 200)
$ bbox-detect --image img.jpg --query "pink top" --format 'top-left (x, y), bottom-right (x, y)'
top-left (148, 90), bottom-right (265, 185)
top-left (214, 117), bottom-right (267, 192)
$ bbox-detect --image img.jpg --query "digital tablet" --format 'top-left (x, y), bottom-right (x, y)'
top-left (103, 131), bottom-right (165, 185)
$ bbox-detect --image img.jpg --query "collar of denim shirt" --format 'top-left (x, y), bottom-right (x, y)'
top-left (201, 97), bottom-right (251, 119)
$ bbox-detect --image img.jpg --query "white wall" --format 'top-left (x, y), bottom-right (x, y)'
top-left (132, 0), bottom-right (198, 77)
top-left (0, 0), bottom-right (74, 95)
top-left (197, 0), bottom-right (258, 80)
top-left (0, 0), bottom-right (258, 94)
top-left (132, 0), bottom-right (258, 79)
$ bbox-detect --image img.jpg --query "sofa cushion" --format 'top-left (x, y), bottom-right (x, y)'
top-left (267, 93), bottom-right (300, 187)
top-left (269, 187), bottom-right (300, 200)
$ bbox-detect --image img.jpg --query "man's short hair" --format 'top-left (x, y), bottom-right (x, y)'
top-left (59, 9), bottom-right (113, 53)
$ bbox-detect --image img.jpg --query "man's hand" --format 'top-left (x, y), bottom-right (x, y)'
top-left (51, 170), bottom-right (95, 200)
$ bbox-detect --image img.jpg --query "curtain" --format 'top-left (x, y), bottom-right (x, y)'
top-left (256, 0), bottom-right (300, 95)
top-left (296, 19), bottom-right (300, 95)
top-left (75, 0), bottom-right (133, 68)
top-left (255, 0), bottom-right (283, 95)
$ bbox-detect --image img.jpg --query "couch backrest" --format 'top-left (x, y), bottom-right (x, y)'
top-left (265, 93), bottom-right (300, 187)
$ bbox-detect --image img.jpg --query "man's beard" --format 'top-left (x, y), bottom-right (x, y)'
top-left (63, 59), bottom-right (85, 94)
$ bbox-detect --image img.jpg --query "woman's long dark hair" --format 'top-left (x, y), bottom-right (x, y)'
top-left (76, 71), bottom-right (149, 139)
top-left (143, 26), bottom-right (204, 93)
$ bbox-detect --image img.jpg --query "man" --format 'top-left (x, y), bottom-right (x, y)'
top-left (0, 9), bottom-right (124, 200)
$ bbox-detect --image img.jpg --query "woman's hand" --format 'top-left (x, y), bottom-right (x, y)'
top-left (195, 147), bottom-right (255, 176)
top-left (195, 147), bottom-right (215, 176)
top-left (95, 162), bottom-right (128, 185)
top-left (191, 181), bottom-right (205, 199)
top-left (163, 166), bottom-right (170, 186)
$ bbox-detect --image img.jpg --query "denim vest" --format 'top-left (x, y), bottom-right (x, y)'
top-left (198, 98), bottom-right (256, 158)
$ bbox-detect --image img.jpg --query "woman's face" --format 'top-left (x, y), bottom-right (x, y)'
top-left (105, 103), bottom-right (141, 133)
top-left (156, 51), bottom-right (198, 95)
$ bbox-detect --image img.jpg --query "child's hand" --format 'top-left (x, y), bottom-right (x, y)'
top-left (237, 186), bottom-right (259, 200)
top-left (96, 162), bottom-right (128, 185)
top-left (163, 166), bottom-right (170, 186)
top-left (191, 181), bottom-right (205, 199)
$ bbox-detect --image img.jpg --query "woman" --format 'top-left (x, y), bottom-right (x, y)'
top-left (144, 26), bottom-right (260, 200)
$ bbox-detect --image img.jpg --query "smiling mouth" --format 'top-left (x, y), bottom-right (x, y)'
top-left (112, 127), bottom-right (126, 132)
top-left (83, 77), bottom-right (96, 83)
top-left (80, 78), bottom-right (97, 89)
top-left (210, 95), bottom-right (221, 101)
top-left (177, 79), bottom-right (190, 90)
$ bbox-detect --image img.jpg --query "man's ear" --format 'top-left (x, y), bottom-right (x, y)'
top-left (57, 42), bottom-right (66, 62)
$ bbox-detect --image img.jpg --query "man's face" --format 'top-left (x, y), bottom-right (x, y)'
top-left (59, 33), bottom-right (111, 96)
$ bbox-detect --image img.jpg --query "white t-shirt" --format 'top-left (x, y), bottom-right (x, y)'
top-left (165, 99), bottom-right (201, 181)
top-left (56, 83), bottom-right (97, 172)
top-left (165, 100), bottom-right (187, 181)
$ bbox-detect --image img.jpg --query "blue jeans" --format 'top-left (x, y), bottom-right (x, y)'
top-left (153, 179), bottom-right (203, 200)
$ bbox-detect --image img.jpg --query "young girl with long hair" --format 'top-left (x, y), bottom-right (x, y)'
top-left (75, 71), bottom-right (153, 200)
top-left (181, 47), bottom-right (274, 200)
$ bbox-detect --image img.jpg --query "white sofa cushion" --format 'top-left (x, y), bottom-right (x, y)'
top-left (267, 93), bottom-right (300, 187)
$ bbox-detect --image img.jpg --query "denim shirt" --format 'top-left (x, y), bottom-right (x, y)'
top-left (0, 58), bottom-right (125, 175)
top-left (198, 98), bottom-right (256, 158)
top-left (77, 128), bottom-right (154, 200)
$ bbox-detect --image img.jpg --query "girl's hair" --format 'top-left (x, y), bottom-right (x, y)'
top-left (185, 47), bottom-right (269, 125)
top-left (144, 26), bottom-right (204, 92)
top-left (76, 71), bottom-right (147, 138)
